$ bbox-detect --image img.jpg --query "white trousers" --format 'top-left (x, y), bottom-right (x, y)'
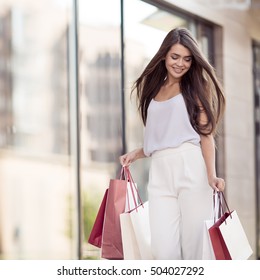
top-left (148, 143), bottom-right (213, 260)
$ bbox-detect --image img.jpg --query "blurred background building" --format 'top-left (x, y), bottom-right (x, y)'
top-left (0, 0), bottom-right (259, 259)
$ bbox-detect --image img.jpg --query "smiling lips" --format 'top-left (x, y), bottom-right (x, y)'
top-left (173, 67), bottom-right (183, 74)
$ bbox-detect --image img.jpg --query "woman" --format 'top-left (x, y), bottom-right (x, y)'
top-left (119, 27), bottom-right (225, 260)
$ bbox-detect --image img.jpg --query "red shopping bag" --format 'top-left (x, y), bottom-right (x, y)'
top-left (101, 169), bottom-right (128, 259)
top-left (208, 212), bottom-right (232, 259)
top-left (88, 189), bottom-right (108, 248)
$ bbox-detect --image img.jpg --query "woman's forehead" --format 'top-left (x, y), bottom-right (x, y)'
top-left (168, 43), bottom-right (191, 56)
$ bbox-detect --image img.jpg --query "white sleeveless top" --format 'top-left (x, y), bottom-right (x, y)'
top-left (143, 94), bottom-right (200, 156)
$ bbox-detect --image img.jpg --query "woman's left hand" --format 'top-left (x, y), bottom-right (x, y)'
top-left (208, 176), bottom-right (225, 192)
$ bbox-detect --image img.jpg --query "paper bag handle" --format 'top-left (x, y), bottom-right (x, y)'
top-left (213, 191), bottom-right (232, 222)
top-left (124, 166), bottom-right (144, 211)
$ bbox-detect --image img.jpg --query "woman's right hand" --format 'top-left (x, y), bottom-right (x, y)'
top-left (119, 148), bottom-right (145, 166)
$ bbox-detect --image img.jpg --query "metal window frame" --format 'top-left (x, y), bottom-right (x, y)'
top-left (253, 40), bottom-right (260, 260)
top-left (69, 0), bottom-right (82, 260)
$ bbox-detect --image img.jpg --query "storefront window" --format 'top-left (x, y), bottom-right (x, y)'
top-left (0, 0), bottom-right (78, 259)
top-left (0, 0), bottom-right (217, 260)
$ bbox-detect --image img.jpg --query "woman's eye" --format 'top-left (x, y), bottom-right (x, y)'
top-left (171, 56), bottom-right (192, 62)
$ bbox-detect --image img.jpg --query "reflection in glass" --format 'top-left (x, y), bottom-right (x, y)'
top-left (78, 0), bottom-right (122, 259)
top-left (0, 0), bottom-right (77, 259)
top-left (124, 0), bottom-right (214, 200)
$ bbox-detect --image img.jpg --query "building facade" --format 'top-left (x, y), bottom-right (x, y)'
top-left (0, 0), bottom-right (259, 260)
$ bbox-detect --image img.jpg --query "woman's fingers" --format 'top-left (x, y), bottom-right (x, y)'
top-left (209, 177), bottom-right (225, 192)
top-left (215, 178), bottom-right (225, 192)
top-left (119, 154), bottom-right (131, 166)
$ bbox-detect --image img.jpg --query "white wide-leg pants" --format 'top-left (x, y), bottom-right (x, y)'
top-left (148, 143), bottom-right (213, 260)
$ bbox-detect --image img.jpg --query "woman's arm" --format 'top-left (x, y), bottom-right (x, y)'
top-left (200, 134), bottom-right (225, 192)
top-left (198, 100), bottom-right (225, 192)
top-left (119, 148), bottom-right (147, 166)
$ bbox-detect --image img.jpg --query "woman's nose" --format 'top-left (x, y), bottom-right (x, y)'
top-left (176, 58), bottom-right (184, 66)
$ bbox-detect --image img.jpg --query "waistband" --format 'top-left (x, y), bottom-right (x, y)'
top-left (151, 142), bottom-right (201, 158)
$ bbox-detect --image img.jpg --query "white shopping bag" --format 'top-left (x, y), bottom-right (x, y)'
top-left (120, 201), bottom-right (153, 260)
top-left (120, 210), bottom-right (142, 260)
top-left (129, 201), bottom-right (153, 259)
top-left (219, 210), bottom-right (253, 260)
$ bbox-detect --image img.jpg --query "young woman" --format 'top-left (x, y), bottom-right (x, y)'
top-left (119, 27), bottom-right (225, 260)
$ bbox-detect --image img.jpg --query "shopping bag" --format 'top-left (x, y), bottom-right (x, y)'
top-left (101, 169), bottom-right (128, 259)
top-left (219, 210), bottom-right (253, 260)
top-left (120, 168), bottom-right (153, 260)
top-left (209, 212), bottom-right (231, 259)
top-left (209, 192), bottom-right (253, 260)
top-left (128, 201), bottom-right (153, 259)
top-left (120, 208), bottom-right (142, 260)
top-left (88, 189), bottom-right (108, 248)
top-left (120, 202), bottom-right (152, 259)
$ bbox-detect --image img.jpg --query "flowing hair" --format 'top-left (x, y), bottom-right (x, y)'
top-left (131, 27), bottom-right (225, 136)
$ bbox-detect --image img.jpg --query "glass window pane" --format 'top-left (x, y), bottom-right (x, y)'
top-left (78, 0), bottom-right (122, 259)
top-left (0, 0), bottom-right (77, 259)
top-left (124, 0), bottom-right (215, 199)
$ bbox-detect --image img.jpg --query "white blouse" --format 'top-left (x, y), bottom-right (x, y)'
top-left (143, 94), bottom-right (201, 156)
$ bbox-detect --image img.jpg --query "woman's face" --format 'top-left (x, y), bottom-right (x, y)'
top-left (164, 43), bottom-right (192, 81)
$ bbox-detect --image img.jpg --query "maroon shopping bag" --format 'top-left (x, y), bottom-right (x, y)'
top-left (208, 212), bottom-right (232, 260)
top-left (101, 171), bottom-right (128, 259)
top-left (88, 189), bottom-right (108, 248)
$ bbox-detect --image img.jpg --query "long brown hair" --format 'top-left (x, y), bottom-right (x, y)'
top-left (132, 27), bottom-right (225, 136)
